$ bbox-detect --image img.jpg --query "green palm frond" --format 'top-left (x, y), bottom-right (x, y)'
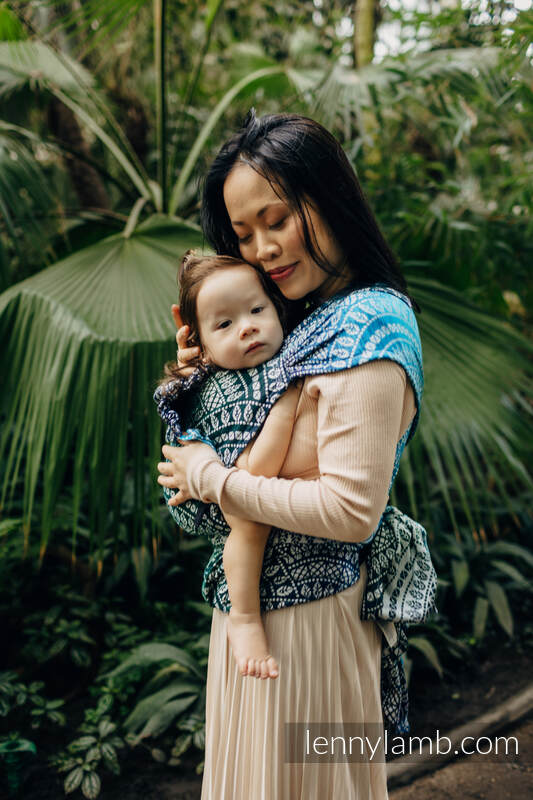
top-left (32, 0), bottom-right (148, 57)
top-left (0, 40), bottom-right (152, 202)
top-left (0, 128), bottom-right (61, 284)
top-left (0, 40), bottom-right (93, 97)
top-left (169, 65), bottom-right (289, 213)
top-left (0, 2), bottom-right (25, 42)
top-left (396, 277), bottom-right (532, 533)
top-left (311, 45), bottom-right (510, 140)
top-left (0, 214), bottom-right (204, 558)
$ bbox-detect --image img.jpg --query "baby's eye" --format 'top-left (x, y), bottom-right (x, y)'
top-left (269, 217), bottom-right (286, 230)
top-left (217, 320), bottom-right (231, 329)
top-left (251, 306), bottom-right (264, 314)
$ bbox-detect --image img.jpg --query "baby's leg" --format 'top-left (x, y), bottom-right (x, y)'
top-left (223, 517), bottom-right (278, 680)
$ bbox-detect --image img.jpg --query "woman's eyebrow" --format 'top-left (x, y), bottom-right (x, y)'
top-left (232, 201), bottom-right (284, 226)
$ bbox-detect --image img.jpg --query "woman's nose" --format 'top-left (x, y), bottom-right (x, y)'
top-left (256, 235), bottom-right (281, 263)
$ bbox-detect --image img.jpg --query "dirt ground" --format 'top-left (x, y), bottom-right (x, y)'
top-left (390, 715), bottom-right (533, 800)
top-left (145, 713), bottom-right (533, 800)
top-left (9, 647), bottom-right (533, 799)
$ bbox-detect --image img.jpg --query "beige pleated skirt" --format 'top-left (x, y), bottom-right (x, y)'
top-left (201, 563), bottom-right (388, 800)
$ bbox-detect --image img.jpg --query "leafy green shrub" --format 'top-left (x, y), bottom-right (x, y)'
top-left (0, 671), bottom-right (65, 729)
top-left (108, 641), bottom-right (206, 734)
top-left (51, 695), bottom-right (126, 800)
top-left (435, 533), bottom-right (533, 640)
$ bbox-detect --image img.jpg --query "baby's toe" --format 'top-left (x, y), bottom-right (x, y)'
top-left (267, 656), bottom-right (279, 679)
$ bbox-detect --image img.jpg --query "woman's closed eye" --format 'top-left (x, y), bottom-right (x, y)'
top-left (236, 218), bottom-right (285, 243)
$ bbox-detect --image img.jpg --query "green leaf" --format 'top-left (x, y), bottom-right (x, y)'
top-left (85, 747), bottom-right (101, 764)
top-left (205, 0), bottom-right (224, 30)
top-left (0, 41), bottom-right (93, 96)
top-left (64, 767), bottom-right (83, 794)
top-left (47, 639), bottom-right (68, 658)
top-left (108, 642), bottom-right (204, 680)
top-left (45, 699), bottom-right (65, 710)
top-left (95, 695), bottom-right (114, 717)
top-left (408, 636), bottom-right (444, 678)
top-left (81, 771), bottom-right (101, 800)
top-left (401, 278), bottom-right (532, 529)
top-left (71, 647), bottom-right (92, 668)
top-left (124, 681), bottom-right (199, 733)
top-left (487, 543), bottom-right (533, 570)
top-left (491, 560), bottom-right (530, 588)
top-left (484, 580), bottom-right (514, 637)
top-left (135, 695), bottom-right (197, 741)
top-left (172, 733), bottom-right (193, 758)
top-left (48, 711), bottom-right (67, 726)
top-left (473, 596), bottom-right (489, 640)
top-left (169, 66), bottom-right (287, 213)
top-left (70, 736), bottom-right (97, 752)
top-left (100, 743), bottom-right (120, 775)
top-left (98, 720), bottom-right (116, 739)
top-left (193, 727), bottom-right (205, 750)
top-left (0, 4), bottom-right (25, 41)
top-left (451, 559), bottom-right (469, 597)
top-left (0, 215), bottom-right (204, 551)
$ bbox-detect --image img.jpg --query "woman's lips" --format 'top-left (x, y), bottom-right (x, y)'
top-left (268, 262), bottom-right (298, 282)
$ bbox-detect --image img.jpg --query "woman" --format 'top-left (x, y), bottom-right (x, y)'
top-left (157, 112), bottom-right (430, 799)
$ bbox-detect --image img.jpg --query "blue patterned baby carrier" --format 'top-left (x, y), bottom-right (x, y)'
top-left (154, 285), bottom-right (437, 733)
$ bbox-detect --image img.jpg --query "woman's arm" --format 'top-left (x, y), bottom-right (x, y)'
top-left (174, 360), bottom-right (415, 544)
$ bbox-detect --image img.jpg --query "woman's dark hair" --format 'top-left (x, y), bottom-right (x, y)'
top-left (201, 110), bottom-right (415, 305)
top-left (158, 250), bottom-right (289, 385)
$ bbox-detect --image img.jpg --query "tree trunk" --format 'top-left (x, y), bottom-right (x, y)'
top-left (354, 0), bottom-right (376, 68)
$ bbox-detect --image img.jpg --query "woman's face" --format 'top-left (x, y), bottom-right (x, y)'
top-left (223, 164), bottom-right (347, 301)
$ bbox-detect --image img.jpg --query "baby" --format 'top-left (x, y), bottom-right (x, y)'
top-left (159, 251), bottom-right (301, 680)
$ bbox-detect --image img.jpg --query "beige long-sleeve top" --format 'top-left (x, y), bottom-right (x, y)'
top-left (185, 359), bottom-right (416, 544)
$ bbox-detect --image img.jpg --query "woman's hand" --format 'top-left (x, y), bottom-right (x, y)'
top-left (157, 441), bottom-right (221, 506)
top-left (172, 304), bottom-right (201, 377)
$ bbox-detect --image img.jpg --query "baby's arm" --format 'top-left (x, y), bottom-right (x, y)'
top-left (223, 382), bottom-right (302, 604)
top-left (239, 381), bottom-right (302, 477)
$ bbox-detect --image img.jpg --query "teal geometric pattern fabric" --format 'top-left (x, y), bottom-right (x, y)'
top-left (154, 285), bottom-right (437, 733)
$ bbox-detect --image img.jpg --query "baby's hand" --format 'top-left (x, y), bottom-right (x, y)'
top-left (172, 304), bottom-right (200, 376)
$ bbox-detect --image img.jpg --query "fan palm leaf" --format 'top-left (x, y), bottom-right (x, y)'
top-left (0, 214), bottom-right (204, 558)
top-left (396, 277), bottom-right (532, 534)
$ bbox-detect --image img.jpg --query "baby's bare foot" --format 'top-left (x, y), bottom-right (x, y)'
top-left (227, 609), bottom-right (279, 679)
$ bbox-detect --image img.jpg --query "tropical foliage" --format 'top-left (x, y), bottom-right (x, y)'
top-left (0, 2), bottom-right (532, 560)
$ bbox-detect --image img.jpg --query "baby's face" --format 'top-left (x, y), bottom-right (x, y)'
top-left (196, 265), bottom-right (284, 370)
